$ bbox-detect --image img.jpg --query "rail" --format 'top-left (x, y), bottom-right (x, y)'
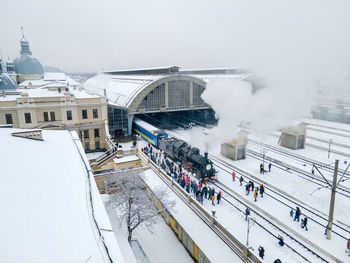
top-left (137, 150), bottom-right (261, 263)
top-left (209, 154), bottom-right (346, 262)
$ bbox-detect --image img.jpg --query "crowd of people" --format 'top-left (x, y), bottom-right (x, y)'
top-left (142, 144), bottom-right (222, 207)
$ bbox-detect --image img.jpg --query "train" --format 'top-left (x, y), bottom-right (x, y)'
top-left (134, 118), bottom-right (216, 182)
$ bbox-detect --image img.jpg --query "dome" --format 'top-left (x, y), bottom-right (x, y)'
top-left (0, 74), bottom-right (17, 91)
top-left (14, 55), bottom-right (44, 75)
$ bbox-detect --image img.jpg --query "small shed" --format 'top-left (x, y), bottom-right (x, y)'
top-left (220, 130), bottom-right (248, 160)
top-left (279, 123), bottom-right (306, 150)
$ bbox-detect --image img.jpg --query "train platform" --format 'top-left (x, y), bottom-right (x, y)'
top-left (142, 168), bottom-right (246, 263)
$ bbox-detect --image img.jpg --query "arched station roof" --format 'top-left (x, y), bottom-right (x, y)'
top-left (84, 66), bottom-right (250, 113)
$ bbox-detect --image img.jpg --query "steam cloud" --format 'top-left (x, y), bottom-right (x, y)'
top-left (198, 0), bottom-right (350, 149)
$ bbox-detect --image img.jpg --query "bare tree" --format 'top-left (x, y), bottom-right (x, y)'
top-left (105, 170), bottom-right (176, 242)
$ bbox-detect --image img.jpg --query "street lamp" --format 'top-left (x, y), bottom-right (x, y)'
top-left (246, 216), bottom-right (255, 248)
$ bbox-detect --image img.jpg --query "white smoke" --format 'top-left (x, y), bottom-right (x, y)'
top-left (201, 73), bottom-right (316, 147)
top-left (198, 0), bottom-right (350, 149)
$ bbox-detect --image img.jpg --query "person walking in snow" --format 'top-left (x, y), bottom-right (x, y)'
top-left (211, 194), bottom-right (215, 206)
top-left (251, 181), bottom-right (255, 191)
top-left (268, 163), bottom-right (272, 172)
top-left (346, 238), bottom-right (350, 255)
top-left (277, 235), bottom-right (284, 246)
top-left (232, 171), bottom-right (236, 182)
top-left (290, 208), bottom-right (294, 218)
top-left (274, 259), bottom-right (282, 263)
top-left (254, 189), bottom-right (258, 202)
top-left (302, 216), bottom-right (308, 231)
top-left (239, 175), bottom-right (244, 186)
top-left (294, 207), bottom-right (301, 222)
top-left (207, 187), bottom-right (212, 200)
top-left (259, 184), bottom-right (265, 197)
top-left (203, 185), bottom-right (208, 199)
top-left (217, 191), bottom-right (222, 204)
top-left (260, 163), bottom-right (264, 174)
top-left (258, 246), bottom-right (265, 259)
top-left (245, 183), bottom-right (250, 195)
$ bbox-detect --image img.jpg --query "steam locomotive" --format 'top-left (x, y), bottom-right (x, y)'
top-left (134, 118), bottom-right (216, 182)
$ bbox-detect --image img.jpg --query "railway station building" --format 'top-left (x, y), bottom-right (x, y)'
top-left (85, 66), bottom-right (253, 137)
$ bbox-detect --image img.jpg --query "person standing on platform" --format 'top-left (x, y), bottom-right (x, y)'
top-left (232, 171), bottom-right (236, 181)
top-left (217, 191), bottom-right (222, 204)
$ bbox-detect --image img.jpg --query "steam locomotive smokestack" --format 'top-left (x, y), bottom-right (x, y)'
top-left (205, 152), bottom-right (208, 159)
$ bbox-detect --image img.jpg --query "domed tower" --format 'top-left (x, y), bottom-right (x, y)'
top-left (14, 29), bottom-right (44, 83)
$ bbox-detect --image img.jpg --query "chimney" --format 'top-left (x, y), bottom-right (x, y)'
top-left (104, 88), bottom-right (107, 97)
top-left (204, 152), bottom-right (208, 159)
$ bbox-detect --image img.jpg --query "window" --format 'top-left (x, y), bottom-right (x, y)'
top-left (5, 114), bottom-right (13, 124)
top-left (94, 128), bottom-right (100, 138)
top-left (50, 112), bottom-right (55, 121)
top-left (85, 142), bottom-right (90, 151)
top-left (82, 109), bottom-right (88, 119)
top-left (83, 129), bottom-right (89, 139)
top-left (66, 110), bottom-right (72, 120)
top-left (93, 109), bottom-right (98, 118)
top-left (95, 141), bottom-right (100, 150)
top-left (43, 112), bottom-right (49, 122)
top-left (24, 113), bottom-right (31, 123)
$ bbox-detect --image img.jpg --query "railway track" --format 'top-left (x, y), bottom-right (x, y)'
top-left (269, 132), bottom-right (350, 158)
top-left (213, 181), bottom-right (331, 263)
top-left (141, 148), bottom-right (337, 262)
top-left (305, 122), bottom-right (350, 135)
top-left (307, 126), bottom-right (350, 139)
top-left (209, 154), bottom-right (350, 240)
top-left (138, 117), bottom-right (348, 261)
top-left (248, 139), bottom-right (350, 181)
top-left (307, 135), bottom-right (350, 149)
top-left (246, 149), bottom-right (350, 198)
top-left (150, 116), bottom-right (350, 239)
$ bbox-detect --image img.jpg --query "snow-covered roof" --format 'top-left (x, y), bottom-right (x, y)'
top-left (18, 73), bottom-right (80, 88)
top-left (0, 86), bottom-right (100, 101)
top-left (84, 67), bottom-right (251, 109)
top-left (0, 129), bottom-right (125, 263)
top-left (84, 74), bottom-right (163, 108)
top-left (113, 155), bottom-right (140, 164)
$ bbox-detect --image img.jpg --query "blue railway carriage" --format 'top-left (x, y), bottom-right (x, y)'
top-left (133, 118), bottom-right (167, 147)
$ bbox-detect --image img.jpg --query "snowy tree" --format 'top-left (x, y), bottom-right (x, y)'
top-left (105, 170), bottom-right (176, 242)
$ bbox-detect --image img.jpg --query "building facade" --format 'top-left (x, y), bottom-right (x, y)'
top-left (0, 88), bottom-right (108, 152)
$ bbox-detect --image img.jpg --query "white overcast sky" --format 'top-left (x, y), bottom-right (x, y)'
top-left (1, 0), bottom-right (350, 73)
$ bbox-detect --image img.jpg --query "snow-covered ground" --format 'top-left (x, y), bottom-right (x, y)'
top-left (162, 124), bottom-right (350, 262)
top-left (102, 195), bottom-right (194, 263)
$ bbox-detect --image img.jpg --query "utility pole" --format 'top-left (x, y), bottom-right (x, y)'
top-left (261, 148), bottom-right (267, 167)
top-left (326, 159), bottom-right (338, 240)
